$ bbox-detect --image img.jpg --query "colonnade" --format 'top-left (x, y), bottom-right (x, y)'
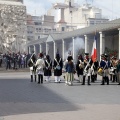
top-left (28, 29), bottom-right (120, 60)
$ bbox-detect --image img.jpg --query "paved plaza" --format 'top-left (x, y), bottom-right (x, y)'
top-left (0, 71), bottom-right (120, 120)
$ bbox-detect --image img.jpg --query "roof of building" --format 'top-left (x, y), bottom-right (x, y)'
top-left (28, 18), bottom-right (120, 45)
top-left (27, 37), bottom-right (47, 46)
top-left (50, 18), bottom-right (120, 41)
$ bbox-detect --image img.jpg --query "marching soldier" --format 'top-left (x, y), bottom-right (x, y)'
top-left (100, 54), bottom-right (110, 85)
top-left (35, 53), bottom-right (45, 84)
top-left (28, 53), bottom-right (37, 82)
top-left (110, 56), bottom-right (118, 82)
top-left (44, 55), bottom-right (52, 82)
top-left (76, 55), bottom-right (84, 83)
top-left (116, 59), bottom-right (120, 85)
top-left (53, 53), bottom-right (63, 83)
top-left (82, 53), bottom-right (93, 85)
top-left (91, 58), bottom-right (99, 82)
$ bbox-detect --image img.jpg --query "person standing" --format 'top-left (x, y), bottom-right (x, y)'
top-left (76, 55), bottom-right (84, 83)
top-left (82, 53), bottom-right (93, 85)
top-left (116, 59), bottom-right (120, 85)
top-left (91, 58), bottom-right (99, 82)
top-left (100, 54), bottom-right (110, 85)
top-left (44, 55), bottom-right (52, 82)
top-left (53, 53), bottom-right (63, 83)
top-left (36, 53), bottom-right (45, 84)
top-left (65, 55), bottom-right (75, 86)
top-left (28, 53), bottom-right (37, 82)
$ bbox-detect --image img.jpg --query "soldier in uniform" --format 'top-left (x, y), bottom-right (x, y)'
top-left (76, 54), bottom-right (84, 83)
top-left (100, 54), bottom-right (110, 85)
top-left (28, 53), bottom-right (37, 82)
top-left (82, 53), bottom-right (93, 85)
top-left (53, 53), bottom-right (63, 83)
top-left (91, 58), bottom-right (99, 82)
top-left (44, 55), bottom-right (52, 82)
top-left (35, 53), bottom-right (45, 84)
top-left (110, 56), bottom-right (118, 82)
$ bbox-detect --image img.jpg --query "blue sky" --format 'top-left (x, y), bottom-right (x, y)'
top-left (24, 0), bottom-right (120, 20)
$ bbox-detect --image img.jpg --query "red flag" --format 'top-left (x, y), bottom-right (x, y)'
top-left (91, 36), bottom-right (97, 62)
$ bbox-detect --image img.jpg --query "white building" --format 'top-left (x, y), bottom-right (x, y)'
top-left (27, 14), bottom-right (56, 42)
top-left (47, 0), bottom-right (109, 31)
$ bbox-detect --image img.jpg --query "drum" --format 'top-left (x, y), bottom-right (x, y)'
top-left (97, 68), bottom-right (103, 76)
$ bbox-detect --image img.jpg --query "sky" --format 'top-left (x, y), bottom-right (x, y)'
top-left (24, 0), bottom-right (120, 20)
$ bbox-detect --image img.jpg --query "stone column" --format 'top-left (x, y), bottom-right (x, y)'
top-left (118, 28), bottom-right (120, 59)
top-left (39, 44), bottom-right (42, 53)
top-left (84, 35), bottom-right (88, 53)
top-left (53, 41), bottom-right (58, 59)
top-left (33, 45), bottom-right (36, 55)
top-left (46, 42), bottom-right (49, 55)
top-left (72, 37), bottom-right (75, 59)
top-left (28, 46), bottom-right (31, 54)
top-left (62, 39), bottom-right (66, 60)
top-left (99, 32), bottom-right (105, 59)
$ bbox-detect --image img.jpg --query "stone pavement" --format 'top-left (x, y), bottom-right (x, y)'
top-left (0, 71), bottom-right (120, 120)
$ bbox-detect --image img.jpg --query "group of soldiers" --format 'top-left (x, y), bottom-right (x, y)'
top-left (28, 51), bottom-right (120, 86)
top-left (0, 53), bottom-right (30, 70)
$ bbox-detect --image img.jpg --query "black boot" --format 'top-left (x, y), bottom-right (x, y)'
top-left (106, 77), bottom-right (109, 85)
top-left (91, 75), bottom-right (95, 82)
top-left (112, 75), bottom-right (115, 82)
top-left (101, 77), bottom-right (105, 85)
top-left (41, 75), bottom-right (43, 84)
top-left (38, 75), bottom-right (40, 84)
top-left (35, 75), bottom-right (36, 82)
top-left (95, 74), bottom-right (97, 81)
top-left (82, 76), bottom-right (85, 85)
top-left (31, 75), bottom-right (33, 82)
top-left (88, 76), bottom-right (91, 85)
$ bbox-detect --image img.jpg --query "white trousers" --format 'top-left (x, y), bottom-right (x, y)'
top-left (46, 76), bottom-right (50, 81)
top-left (55, 76), bottom-right (61, 82)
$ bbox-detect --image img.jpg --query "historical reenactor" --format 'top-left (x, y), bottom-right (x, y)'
top-left (44, 55), bottom-right (52, 82)
top-left (76, 54), bottom-right (84, 83)
top-left (82, 53), bottom-right (93, 85)
top-left (91, 58), bottom-right (99, 82)
top-left (116, 59), bottom-right (120, 85)
top-left (6, 53), bottom-right (12, 70)
top-left (100, 54), bottom-right (110, 85)
top-left (109, 56), bottom-right (118, 82)
top-left (53, 53), bottom-right (63, 83)
top-left (28, 52), bottom-right (37, 82)
top-left (35, 53), bottom-right (45, 84)
top-left (65, 55), bottom-right (75, 86)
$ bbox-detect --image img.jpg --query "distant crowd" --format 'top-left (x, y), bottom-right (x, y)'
top-left (0, 52), bottom-right (31, 70)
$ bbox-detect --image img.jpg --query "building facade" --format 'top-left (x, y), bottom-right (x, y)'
top-left (0, 0), bottom-right (26, 53)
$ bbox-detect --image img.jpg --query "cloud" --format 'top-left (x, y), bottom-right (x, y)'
top-left (24, 0), bottom-right (46, 16)
top-left (24, 0), bottom-right (120, 19)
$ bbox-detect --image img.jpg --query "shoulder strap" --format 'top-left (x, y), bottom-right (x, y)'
top-left (46, 60), bottom-right (51, 68)
top-left (55, 58), bottom-right (61, 66)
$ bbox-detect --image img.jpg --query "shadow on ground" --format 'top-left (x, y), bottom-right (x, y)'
top-left (0, 78), bottom-right (80, 116)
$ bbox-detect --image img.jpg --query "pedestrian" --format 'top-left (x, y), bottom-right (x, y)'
top-left (65, 55), bottom-right (75, 86)
top-left (53, 53), bottom-right (63, 83)
top-left (35, 53), bottom-right (45, 84)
